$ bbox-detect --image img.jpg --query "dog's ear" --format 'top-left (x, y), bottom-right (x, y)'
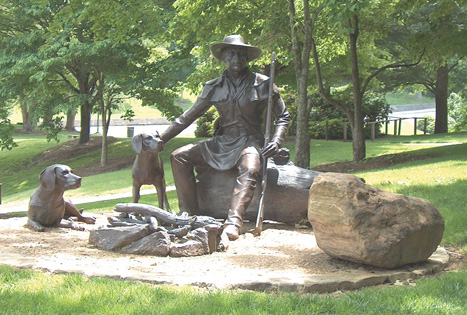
top-left (131, 134), bottom-right (143, 154)
top-left (39, 165), bottom-right (56, 191)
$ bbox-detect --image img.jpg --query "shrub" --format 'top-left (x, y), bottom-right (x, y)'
top-left (448, 93), bottom-right (467, 132)
top-left (310, 118), bottom-right (347, 140)
top-left (195, 106), bottom-right (218, 137)
top-left (417, 116), bottom-right (435, 134)
top-left (308, 92), bottom-right (390, 140)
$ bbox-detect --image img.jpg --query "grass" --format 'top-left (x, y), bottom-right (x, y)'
top-left (0, 132), bottom-right (198, 204)
top-left (283, 132), bottom-right (467, 168)
top-left (386, 91), bottom-right (435, 106)
top-left (355, 142), bottom-right (467, 251)
top-left (1, 131), bottom-right (467, 313)
top-left (0, 265), bottom-right (466, 314)
top-left (78, 190), bottom-right (179, 213)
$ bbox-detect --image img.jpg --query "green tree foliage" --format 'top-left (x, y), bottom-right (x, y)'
top-left (173, 0), bottom-right (463, 164)
top-left (309, 92), bottom-right (390, 140)
top-left (172, 0), bottom-right (292, 90)
top-left (310, 0), bottom-right (426, 161)
top-left (0, 1), bottom-right (54, 134)
top-left (0, 0), bottom-right (189, 147)
top-left (0, 101), bottom-right (17, 150)
top-left (448, 92), bottom-right (467, 132)
top-left (417, 116), bottom-right (435, 134)
top-left (194, 106), bottom-right (218, 137)
top-left (172, 0), bottom-right (317, 166)
top-left (386, 0), bottom-right (467, 134)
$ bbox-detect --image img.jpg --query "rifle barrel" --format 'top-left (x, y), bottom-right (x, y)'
top-left (255, 52), bottom-right (276, 235)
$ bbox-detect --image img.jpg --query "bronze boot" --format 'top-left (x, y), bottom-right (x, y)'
top-left (224, 168), bottom-right (259, 240)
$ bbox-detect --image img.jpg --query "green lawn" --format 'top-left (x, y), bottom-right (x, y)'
top-left (0, 266), bottom-right (466, 314)
top-left (386, 91), bottom-right (435, 106)
top-left (1, 131), bottom-right (466, 314)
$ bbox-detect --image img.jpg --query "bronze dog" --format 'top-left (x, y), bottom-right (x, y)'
top-left (27, 164), bottom-right (96, 232)
top-left (131, 132), bottom-right (171, 211)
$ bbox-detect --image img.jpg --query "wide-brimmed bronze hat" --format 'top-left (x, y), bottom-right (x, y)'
top-left (210, 34), bottom-right (262, 62)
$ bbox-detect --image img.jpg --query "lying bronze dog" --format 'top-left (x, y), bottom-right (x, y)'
top-left (131, 132), bottom-right (171, 211)
top-left (27, 164), bottom-right (96, 232)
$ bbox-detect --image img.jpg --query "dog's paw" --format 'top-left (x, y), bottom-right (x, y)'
top-left (83, 216), bottom-right (96, 224)
top-left (33, 226), bottom-right (45, 232)
top-left (27, 220), bottom-right (45, 232)
top-left (70, 221), bottom-right (86, 231)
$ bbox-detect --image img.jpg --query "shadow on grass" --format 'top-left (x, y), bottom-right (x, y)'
top-left (0, 264), bottom-right (466, 314)
top-left (394, 179), bottom-right (467, 250)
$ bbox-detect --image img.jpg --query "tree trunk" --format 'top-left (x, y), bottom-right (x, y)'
top-left (351, 115), bottom-right (366, 161)
top-left (289, 0), bottom-right (312, 168)
top-left (79, 101), bottom-right (92, 143)
top-left (434, 64), bottom-right (448, 134)
top-left (74, 66), bottom-right (96, 144)
top-left (294, 81), bottom-right (311, 168)
top-left (100, 102), bottom-right (109, 166)
top-left (349, 15), bottom-right (366, 162)
top-left (41, 112), bottom-right (52, 127)
top-left (101, 130), bottom-right (108, 166)
top-left (65, 109), bottom-right (76, 131)
top-left (20, 96), bottom-right (34, 132)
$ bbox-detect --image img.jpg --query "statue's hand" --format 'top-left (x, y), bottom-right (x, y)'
top-left (154, 131), bottom-right (165, 152)
top-left (261, 141), bottom-right (279, 159)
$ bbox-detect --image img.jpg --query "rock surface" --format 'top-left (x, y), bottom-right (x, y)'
top-left (90, 223), bottom-right (224, 257)
top-left (170, 240), bottom-right (205, 257)
top-left (187, 228), bottom-right (210, 254)
top-left (196, 162), bottom-right (321, 224)
top-left (89, 225), bottom-right (152, 251)
top-left (120, 231), bottom-right (171, 256)
top-left (308, 172), bottom-right (445, 269)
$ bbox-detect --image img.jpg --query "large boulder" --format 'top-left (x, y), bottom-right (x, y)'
top-left (308, 172), bottom-right (444, 269)
top-left (195, 161), bottom-right (321, 224)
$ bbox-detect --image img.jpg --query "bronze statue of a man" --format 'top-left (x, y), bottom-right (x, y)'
top-left (160, 35), bottom-right (289, 240)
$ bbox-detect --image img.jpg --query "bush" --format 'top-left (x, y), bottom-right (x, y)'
top-left (39, 116), bottom-right (64, 143)
top-left (310, 118), bottom-right (347, 140)
top-left (448, 93), bottom-right (467, 132)
top-left (417, 116), bottom-right (435, 134)
top-left (308, 92), bottom-right (390, 140)
top-left (195, 106), bottom-right (218, 137)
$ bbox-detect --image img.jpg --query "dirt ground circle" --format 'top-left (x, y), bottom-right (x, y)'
top-left (0, 213), bottom-right (450, 292)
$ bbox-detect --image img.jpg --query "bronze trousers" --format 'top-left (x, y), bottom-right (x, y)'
top-left (171, 143), bottom-right (261, 228)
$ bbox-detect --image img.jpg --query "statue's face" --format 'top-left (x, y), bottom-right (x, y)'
top-left (222, 46), bottom-right (248, 75)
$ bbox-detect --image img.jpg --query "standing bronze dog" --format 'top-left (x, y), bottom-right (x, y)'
top-left (131, 132), bottom-right (171, 211)
top-left (27, 164), bottom-right (96, 232)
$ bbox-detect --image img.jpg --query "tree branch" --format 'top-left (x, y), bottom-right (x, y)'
top-left (447, 59), bottom-right (459, 73)
top-left (310, 6), bottom-right (351, 118)
top-left (55, 71), bottom-right (80, 94)
top-left (288, 0), bottom-right (301, 77)
top-left (361, 48), bottom-right (425, 95)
